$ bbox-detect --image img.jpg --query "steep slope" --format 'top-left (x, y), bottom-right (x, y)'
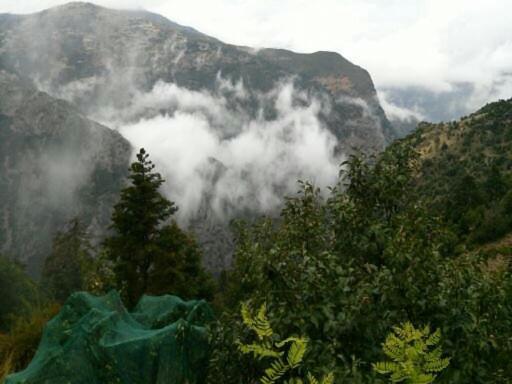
top-left (0, 2), bottom-right (396, 272)
top-left (0, 68), bottom-right (130, 275)
top-left (392, 98), bottom-right (512, 244)
top-left (0, 2), bottom-right (393, 150)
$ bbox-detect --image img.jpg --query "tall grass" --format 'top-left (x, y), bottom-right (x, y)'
top-left (0, 302), bottom-right (60, 382)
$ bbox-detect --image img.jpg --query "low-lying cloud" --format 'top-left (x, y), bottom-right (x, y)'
top-left (106, 79), bottom-right (342, 222)
top-left (377, 90), bottom-right (425, 123)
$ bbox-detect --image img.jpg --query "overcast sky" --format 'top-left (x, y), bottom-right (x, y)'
top-left (2, 0), bottom-right (512, 109)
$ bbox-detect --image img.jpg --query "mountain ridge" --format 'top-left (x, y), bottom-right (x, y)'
top-left (0, 1), bottom-right (394, 149)
top-left (0, 1), bottom-right (396, 272)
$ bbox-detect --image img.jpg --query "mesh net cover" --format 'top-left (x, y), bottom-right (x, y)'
top-left (6, 291), bottom-right (214, 384)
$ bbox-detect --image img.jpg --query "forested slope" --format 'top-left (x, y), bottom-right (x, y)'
top-left (396, 98), bottom-right (512, 245)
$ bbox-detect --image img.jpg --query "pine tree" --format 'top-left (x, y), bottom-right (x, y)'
top-left (104, 148), bottom-right (176, 306)
top-left (104, 148), bottom-right (212, 307)
top-left (42, 218), bottom-right (92, 303)
top-left (147, 222), bottom-right (214, 300)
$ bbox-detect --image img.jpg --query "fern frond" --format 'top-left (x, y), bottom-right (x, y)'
top-left (286, 379), bottom-right (304, 384)
top-left (241, 302), bottom-right (253, 325)
top-left (241, 302), bottom-right (273, 340)
top-left (374, 322), bottom-right (450, 384)
top-left (382, 335), bottom-right (404, 362)
top-left (412, 373), bottom-right (435, 384)
top-left (238, 341), bottom-right (282, 359)
top-left (254, 303), bottom-right (273, 339)
top-left (286, 338), bottom-right (308, 368)
top-left (261, 358), bottom-right (289, 384)
top-left (425, 328), bottom-right (441, 346)
top-left (306, 373), bottom-right (319, 384)
top-left (423, 357), bottom-right (450, 373)
top-left (239, 302), bottom-right (334, 384)
top-left (373, 361), bottom-right (400, 374)
top-left (275, 336), bottom-right (303, 348)
top-left (390, 369), bottom-right (410, 382)
top-left (424, 347), bottom-right (442, 362)
top-left (320, 372), bottom-right (334, 384)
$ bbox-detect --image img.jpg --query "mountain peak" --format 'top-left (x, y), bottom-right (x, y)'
top-left (50, 1), bottom-right (106, 11)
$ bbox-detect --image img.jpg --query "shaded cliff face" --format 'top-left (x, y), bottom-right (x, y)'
top-left (0, 2), bottom-right (394, 272)
top-left (0, 69), bottom-right (131, 275)
top-left (0, 2), bottom-right (392, 151)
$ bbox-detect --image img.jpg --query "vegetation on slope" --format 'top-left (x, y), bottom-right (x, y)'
top-left (398, 98), bottom-right (512, 245)
top-left (207, 139), bottom-right (512, 384)
top-left (2, 98), bottom-right (512, 383)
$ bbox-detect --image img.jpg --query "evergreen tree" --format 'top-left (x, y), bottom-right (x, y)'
top-left (148, 222), bottom-right (214, 300)
top-left (42, 218), bottom-right (92, 303)
top-left (104, 148), bottom-right (212, 306)
top-left (484, 163), bottom-right (507, 200)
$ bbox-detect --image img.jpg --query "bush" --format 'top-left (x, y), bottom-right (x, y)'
top-left (209, 145), bottom-right (512, 383)
top-left (0, 256), bottom-right (39, 331)
top-left (0, 302), bottom-right (60, 381)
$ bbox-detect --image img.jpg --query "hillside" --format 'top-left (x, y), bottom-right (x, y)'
top-left (393, 98), bottom-right (512, 245)
top-left (0, 2), bottom-right (394, 150)
top-left (0, 2), bottom-right (397, 272)
top-left (0, 68), bottom-right (130, 275)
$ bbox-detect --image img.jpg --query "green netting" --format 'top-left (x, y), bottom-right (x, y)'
top-left (5, 291), bottom-right (214, 384)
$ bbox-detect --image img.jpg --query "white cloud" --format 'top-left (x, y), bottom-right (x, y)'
top-left (3, 0), bottom-right (511, 118)
top-left (377, 90), bottom-right (425, 122)
top-left (115, 80), bottom-right (341, 222)
top-left (5, 0), bottom-right (512, 95)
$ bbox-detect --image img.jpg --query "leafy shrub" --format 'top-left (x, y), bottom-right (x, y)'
top-left (0, 302), bottom-right (60, 381)
top-left (0, 256), bottom-right (39, 331)
top-left (209, 144), bottom-right (512, 383)
top-left (42, 219), bottom-right (95, 303)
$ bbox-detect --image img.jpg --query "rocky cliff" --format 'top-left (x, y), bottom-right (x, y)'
top-left (0, 68), bottom-right (130, 275)
top-left (0, 2), bottom-right (393, 150)
top-left (0, 2), bottom-right (394, 272)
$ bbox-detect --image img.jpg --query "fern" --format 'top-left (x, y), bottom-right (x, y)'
top-left (241, 302), bottom-right (273, 340)
top-left (285, 338), bottom-right (308, 368)
top-left (373, 322), bottom-right (450, 384)
top-left (238, 302), bottom-right (334, 384)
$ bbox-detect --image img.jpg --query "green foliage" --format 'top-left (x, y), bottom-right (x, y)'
top-left (104, 148), bottom-right (213, 306)
top-left (373, 323), bottom-right (450, 384)
top-left (104, 148), bottom-right (177, 306)
top-left (210, 142), bottom-right (512, 383)
top-left (41, 219), bottom-right (94, 303)
top-left (0, 256), bottom-right (39, 331)
top-left (79, 249), bottom-right (116, 296)
top-left (403, 98), bottom-right (512, 245)
top-left (0, 256), bottom-right (53, 381)
top-left (0, 302), bottom-right (60, 382)
top-left (147, 222), bottom-right (215, 301)
top-left (42, 219), bottom-right (119, 301)
top-left (238, 302), bottom-right (334, 384)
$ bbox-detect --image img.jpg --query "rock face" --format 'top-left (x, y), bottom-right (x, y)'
top-left (5, 291), bottom-right (214, 384)
top-left (0, 2), bottom-right (393, 151)
top-left (0, 68), bottom-right (130, 275)
top-left (0, 2), bottom-right (394, 272)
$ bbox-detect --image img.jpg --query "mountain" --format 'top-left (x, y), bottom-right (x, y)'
top-left (0, 2), bottom-right (395, 273)
top-left (0, 67), bottom-right (130, 275)
top-left (0, 2), bottom-right (394, 150)
top-left (391, 98), bottom-right (512, 245)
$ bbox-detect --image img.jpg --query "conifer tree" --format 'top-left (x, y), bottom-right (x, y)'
top-left (42, 218), bottom-right (92, 303)
top-left (104, 148), bottom-right (212, 307)
top-left (104, 148), bottom-right (176, 306)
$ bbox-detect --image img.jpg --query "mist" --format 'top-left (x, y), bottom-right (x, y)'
top-left (110, 79), bottom-right (342, 222)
